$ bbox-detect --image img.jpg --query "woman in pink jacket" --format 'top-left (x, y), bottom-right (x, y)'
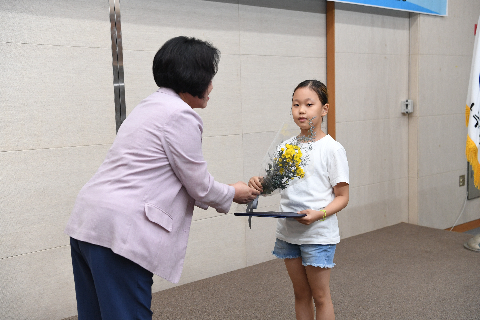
top-left (65, 36), bottom-right (259, 320)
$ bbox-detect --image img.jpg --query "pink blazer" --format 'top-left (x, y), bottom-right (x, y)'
top-left (65, 88), bottom-right (235, 283)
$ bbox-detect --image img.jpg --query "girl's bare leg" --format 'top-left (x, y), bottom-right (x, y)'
top-left (305, 266), bottom-right (335, 320)
top-left (284, 258), bottom-right (315, 320)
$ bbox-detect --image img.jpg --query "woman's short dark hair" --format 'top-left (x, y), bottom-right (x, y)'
top-left (153, 36), bottom-right (220, 98)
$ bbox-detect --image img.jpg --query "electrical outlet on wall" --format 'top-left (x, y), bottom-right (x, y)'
top-left (401, 100), bottom-right (413, 114)
top-left (459, 175), bottom-right (465, 187)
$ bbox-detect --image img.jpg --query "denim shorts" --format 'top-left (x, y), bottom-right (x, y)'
top-left (273, 238), bottom-right (336, 268)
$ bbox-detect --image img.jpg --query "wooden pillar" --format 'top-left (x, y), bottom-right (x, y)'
top-left (326, 1), bottom-right (336, 140)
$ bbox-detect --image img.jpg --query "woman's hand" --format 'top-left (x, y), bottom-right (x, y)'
top-left (230, 181), bottom-right (260, 204)
top-left (248, 176), bottom-right (263, 193)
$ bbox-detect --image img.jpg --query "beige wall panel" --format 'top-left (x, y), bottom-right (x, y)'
top-left (196, 54), bottom-right (243, 137)
top-left (0, 1), bottom-right (109, 47)
top-left (417, 170), bottom-right (472, 229)
top-left (120, 2), bottom-right (243, 134)
top-left (409, 13), bottom-right (420, 54)
top-left (338, 178), bottom-right (408, 239)
top-left (0, 13), bottom-right (109, 48)
top-left (120, 0), bottom-right (240, 54)
top-left (408, 114), bottom-right (419, 225)
top-left (0, 246), bottom-right (76, 320)
top-left (192, 134), bottom-right (244, 220)
top-left (122, 50), bottom-right (159, 116)
top-left (417, 55), bottom-right (470, 117)
top-left (123, 51), bottom-right (242, 137)
top-left (409, 0), bottom-right (480, 229)
top-left (185, 213), bottom-right (247, 278)
top-left (409, 51), bottom-right (419, 108)
top-left (239, 1), bottom-right (326, 58)
top-left (335, 3), bottom-right (409, 55)
top-left (335, 52), bottom-right (409, 122)
top-left (408, 176), bottom-right (419, 224)
top-left (408, 114), bottom-right (419, 179)
top-left (417, 0), bottom-right (480, 56)
top-left (152, 214), bottom-right (246, 292)
top-left (242, 131), bottom-right (289, 213)
top-left (241, 131), bottom-right (284, 223)
top-left (336, 118), bottom-right (408, 187)
top-left (242, 131), bottom-right (277, 181)
top-left (408, 14), bottom-right (420, 225)
top-left (241, 55), bottom-right (326, 134)
top-left (417, 114), bottom-right (467, 177)
top-left (0, 145), bottom-right (110, 258)
top-left (244, 204), bottom-right (278, 266)
top-left (334, 4), bottom-right (410, 236)
top-left (0, 43), bottom-right (115, 151)
top-left (120, 1), bottom-right (242, 117)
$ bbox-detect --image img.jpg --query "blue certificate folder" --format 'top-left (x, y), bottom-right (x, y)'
top-left (234, 212), bottom-right (306, 218)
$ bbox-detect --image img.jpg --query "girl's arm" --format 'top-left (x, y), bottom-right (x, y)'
top-left (295, 182), bottom-right (349, 225)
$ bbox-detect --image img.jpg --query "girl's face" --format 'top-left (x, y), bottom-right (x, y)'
top-left (291, 86), bottom-right (328, 135)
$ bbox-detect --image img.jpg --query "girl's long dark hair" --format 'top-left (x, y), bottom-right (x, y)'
top-left (293, 80), bottom-right (328, 105)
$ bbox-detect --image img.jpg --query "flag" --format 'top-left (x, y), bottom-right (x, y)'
top-left (466, 16), bottom-right (480, 189)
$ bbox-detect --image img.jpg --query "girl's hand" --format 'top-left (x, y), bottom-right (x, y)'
top-left (294, 209), bottom-right (324, 225)
top-left (294, 183), bottom-right (349, 225)
top-left (248, 176), bottom-right (264, 193)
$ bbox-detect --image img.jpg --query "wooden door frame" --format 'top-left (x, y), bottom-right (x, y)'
top-left (326, 1), bottom-right (336, 140)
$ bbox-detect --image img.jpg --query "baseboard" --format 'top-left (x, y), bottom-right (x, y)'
top-left (446, 218), bottom-right (480, 232)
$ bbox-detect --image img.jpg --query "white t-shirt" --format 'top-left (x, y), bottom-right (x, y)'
top-left (276, 135), bottom-right (349, 245)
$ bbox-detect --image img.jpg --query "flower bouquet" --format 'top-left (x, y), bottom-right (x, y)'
top-left (235, 118), bottom-right (316, 227)
top-left (261, 143), bottom-right (306, 195)
top-left (259, 117), bottom-right (316, 195)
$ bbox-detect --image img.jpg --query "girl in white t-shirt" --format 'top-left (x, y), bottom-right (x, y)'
top-left (249, 80), bottom-right (349, 320)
